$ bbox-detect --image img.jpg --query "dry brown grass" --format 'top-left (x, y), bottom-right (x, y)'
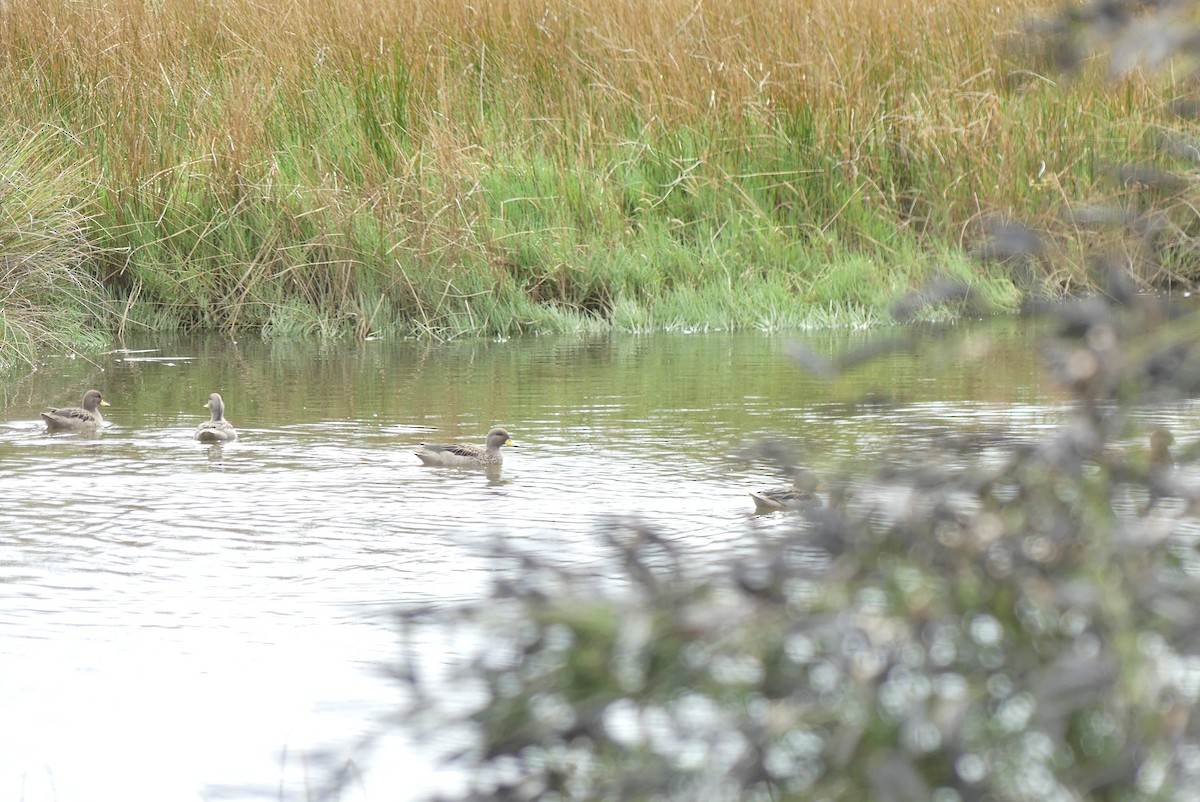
top-left (0, 0), bottom-right (1049, 169)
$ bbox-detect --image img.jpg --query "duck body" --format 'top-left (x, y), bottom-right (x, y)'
top-left (750, 487), bottom-right (822, 514)
top-left (195, 392), bottom-right (237, 443)
top-left (42, 389), bottom-right (109, 432)
top-left (1149, 427), bottom-right (1175, 474)
top-left (750, 468), bottom-right (823, 514)
top-left (1143, 426), bottom-right (1175, 514)
top-left (415, 427), bottom-right (514, 468)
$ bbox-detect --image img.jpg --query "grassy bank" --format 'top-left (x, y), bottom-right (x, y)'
top-left (0, 0), bottom-right (1181, 352)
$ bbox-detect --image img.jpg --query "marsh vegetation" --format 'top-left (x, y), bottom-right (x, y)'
top-left (6, 0), bottom-right (1198, 368)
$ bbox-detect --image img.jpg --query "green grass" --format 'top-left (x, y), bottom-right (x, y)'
top-left (0, 0), bottom-right (1182, 354)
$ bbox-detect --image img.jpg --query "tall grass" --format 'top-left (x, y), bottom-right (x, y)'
top-left (0, 128), bottom-right (110, 370)
top-left (0, 0), bottom-right (1167, 340)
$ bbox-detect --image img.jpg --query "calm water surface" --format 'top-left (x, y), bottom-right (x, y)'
top-left (1, 322), bottom-right (1193, 801)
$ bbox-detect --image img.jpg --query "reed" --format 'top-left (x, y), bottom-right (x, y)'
top-left (0, 128), bottom-right (110, 370)
top-left (0, 0), bottom-right (1171, 340)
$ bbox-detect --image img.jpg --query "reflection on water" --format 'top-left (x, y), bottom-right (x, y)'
top-left (1, 321), bottom-right (1196, 801)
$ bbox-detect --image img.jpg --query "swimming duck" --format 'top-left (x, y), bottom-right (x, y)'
top-left (1142, 426), bottom-right (1175, 514)
top-left (750, 468), bottom-right (822, 514)
top-left (415, 427), bottom-right (515, 468)
top-left (195, 392), bottom-right (237, 443)
top-left (1149, 427), bottom-right (1175, 473)
top-left (41, 389), bottom-right (109, 432)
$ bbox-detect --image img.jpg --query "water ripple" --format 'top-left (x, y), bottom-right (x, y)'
top-left (3, 328), bottom-right (1177, 802)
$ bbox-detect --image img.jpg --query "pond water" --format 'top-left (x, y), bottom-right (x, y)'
top-left (0, 320), bottom-right (1193, 802)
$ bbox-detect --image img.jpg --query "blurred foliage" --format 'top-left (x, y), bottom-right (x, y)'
top-left (390, 270), bottom-right (1200, 801)
top-left (986, 0), bottom-right (1200, 296)
top-left (373, 3), bottom-right (1200, 801)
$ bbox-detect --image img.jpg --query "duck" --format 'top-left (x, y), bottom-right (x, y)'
top-left (750, 468), bottom-right (822, 514)
top-left (1149, 427), bottom-right (1175, 473)
top-left (1143, 426), bottom-right (1175, 514)
top-left (195, 392), bottom-right (237, 443)
top-left (415, 427), bottom-right (515, 468)
top-left (41, 389), bottom-right (109, 432)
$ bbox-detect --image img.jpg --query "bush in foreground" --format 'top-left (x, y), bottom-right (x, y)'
top-left (388, 271), bottom-right (1200, 801)
top-left (355, 7), bottom-right (1200, 799)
